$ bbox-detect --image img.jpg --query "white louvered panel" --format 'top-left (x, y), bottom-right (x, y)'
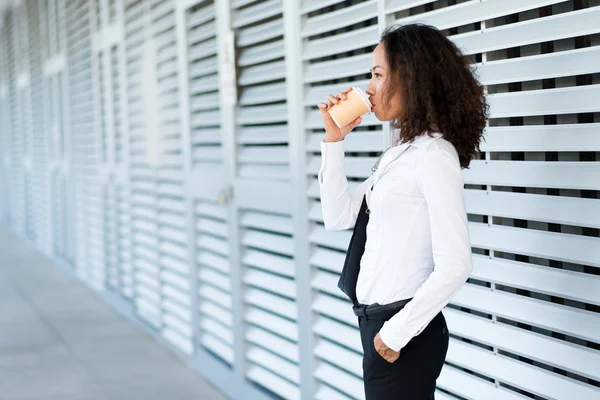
top-left (300, 2), bottom-right (385, 395)
top-left (187, 2), bottom-right (221, 169)
top-left (151, 0), bottom-right (192, 353)
top-left (233, 0), bottom-right (289, 183)
top-left (239, 209), bottom-right (300, 396)
top-left (383, 3), bottom-right (600, 399)
top-left (6, 11), bottom-right (27, 237)
top-left (126, 0), bottom-right (163, 329)
top-left (195, 199), bottom-right (233, 366)
top-left (26, 0), bottom-right (51, 253)
top-left (109, 37), bottom-right (133, 299)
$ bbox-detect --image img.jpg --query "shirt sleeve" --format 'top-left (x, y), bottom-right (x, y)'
top-left (378, 149), bottom-right (473, 352)
top-left (318, 140), bottom-right (373, 231)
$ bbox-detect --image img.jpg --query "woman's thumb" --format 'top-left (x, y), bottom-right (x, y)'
top-left (318, 102), bottom-right (330, 116)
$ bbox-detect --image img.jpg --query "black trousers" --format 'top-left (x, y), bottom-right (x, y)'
top-left (359, 309), bottom-right (449, 400)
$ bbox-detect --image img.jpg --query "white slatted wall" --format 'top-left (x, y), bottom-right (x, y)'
top-left (126, 0), bottom-right (163, 330)
top-left (302, 2), bottom-right (381, 399)
top-left (29, 0), bottom-right (52, 254)
top-left (0, 1), bottom-right (597, 400)
top-left (5, 9), bottom-right (25, 236)
top-left (231, 1), bottom-right (302, 397)
top-left (186, 1), bottom-right (235, 367)
top-left (67, 0), bottom-right (95, 281)
top-left (0, 15), bottom-right (8, 224)
top-left (152, 0), bottom-right (194, 354)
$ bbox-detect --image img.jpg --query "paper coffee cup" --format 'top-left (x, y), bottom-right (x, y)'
top-left (328, 87), bottom-right (372, 128)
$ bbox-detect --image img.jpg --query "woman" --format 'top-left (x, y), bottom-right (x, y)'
top-left (317, 24), bottom-right (488, 399)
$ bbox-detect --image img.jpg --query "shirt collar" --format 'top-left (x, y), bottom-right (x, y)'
top-left (392, 131), bottom-right (443, 149)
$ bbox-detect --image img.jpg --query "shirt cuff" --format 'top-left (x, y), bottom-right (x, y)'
top-left (318, 140), bottom-right (345, 183)
top-left (378, 320), bottom-right (414, 353)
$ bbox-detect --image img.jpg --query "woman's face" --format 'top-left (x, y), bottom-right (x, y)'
top-left (366, 43), bottom-right (404, 122)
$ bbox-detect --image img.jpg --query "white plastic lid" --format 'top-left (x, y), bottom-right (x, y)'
top-left (352, 87), bottom-right (372, 114)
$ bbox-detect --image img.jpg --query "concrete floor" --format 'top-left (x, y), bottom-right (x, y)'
top-left (0, 228), bottom-right (228, 400)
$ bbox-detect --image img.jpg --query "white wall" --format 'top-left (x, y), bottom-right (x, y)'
top-left (0, 1), bottom-right (599, 399)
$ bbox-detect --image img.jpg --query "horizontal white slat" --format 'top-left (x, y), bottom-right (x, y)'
top-left (237, 146), bottom-right (288, 164)
top-left (309, 225), bottom-right (352, 252)
top-left (246, 346), bottom-right (300, 384)
top-left (235, 177), bottom-right (292, 214)
top-left (200, 302), bottom-right (233, 327)
top-left (240, 211), bottom-right (292, 234)
top-left (238, 39), bottom-right (284, 67)
top-left (187, 20), bottom-right (216, 45)
top-left (312, 293), bottom-right (355, 327)
top-left (242, 229), bottom-right (294, 256)
top-left (188, 57), bottom-right (218, 78)
top-left (239, 82), bottom-right (286, 105)
top-left (445, 308), bottom-right (600, 382)
top-left (447, 339), bottom-right (600, 400)
top-left (303, 25), bottom-right (378, 61)
top-left (304, 53), bottom-right (370, 83)
top-left (311, 270), bottom-right (345, 299)
top-left (489, 85), bottom-right (600, 118)
top-left (162, 298), bottom-right (191, 322)
top-left (200, 318), bottom-right (234, 345)
top-left (244, 270), bottom-right (296, 301)
top-left (242, 249), bottom-right (294, 278)
top-left (314, 338), bottom-right (362, 377)
top-left (477, 46), bottom-right (600, 86)
top-left (471, 254), bottom-right (599, 306)
top-left (245, 307), bottom-right (298, 341)
top-left (481, 124), bottom-right (600, 152)
top-left (464, 160), bottom-right (600, 191)
top-left (300, 0), bottom-right (346, 15)
top-left (199, 284), bottom-right (232, 309)
top-left (465, 189), bottom-right (600, 229)
top-left (236, 126), bottom-right (287, 145)
top-left (198, 268), bottom-right (231, 291)
top-left (469, 220), bottom-right (600, 268)
top-left (197, 235), bottom-right (229, 256)
top-left (196, 201), bottom-right (228, 219)
top-left (246, 365), bottom-right (301, 400)
top-left (232, 0), bottom-right (282, 29)
top-left (200, 333), bottom-right (235, 364)
top-left (187, 4), bottom-right (215, 29)
top-left (302, 1), bottom-right (377, 38)
top-left (236, 18), bottom-right (283, 47)
top-left (453, 283), bottom-right (599, 343)
top-left (313, 316), bottom-right (361, 355)
top-left (197, 250), bottom-right (229, 275)
top-left (452, 6), bottom-right (600, 55)
top-left (246, 326), bottom-right (299, 363)
top-left (314, 363), bottom-right (364, 400)
top-left (438, 364), bottom-right (528, 400)
top-left (309, 246), bottom-right (346, 275)
top-left (238, 61), bottom-right (286, 86)
top-left (394, 0), bottom-right (566, 31)
top-left (162, 328), bottom-right (193, 354)
top-left (196, 217), bottom-right (228, 236)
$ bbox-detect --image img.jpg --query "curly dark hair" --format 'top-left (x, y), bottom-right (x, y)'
top-left (381, 24), bottom-right (488, 169)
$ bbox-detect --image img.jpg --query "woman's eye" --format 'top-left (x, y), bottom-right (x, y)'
top-left (371, 73), bottom-right (382, 78)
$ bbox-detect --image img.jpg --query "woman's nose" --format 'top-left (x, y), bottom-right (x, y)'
top-left (366, 87), bottom-right (375, 97)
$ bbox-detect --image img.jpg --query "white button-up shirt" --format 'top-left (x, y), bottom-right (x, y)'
top-left (318, 132), bottom-right (473, 352)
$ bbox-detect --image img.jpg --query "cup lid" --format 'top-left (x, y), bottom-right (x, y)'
top-left (352, 87), bottom-right (372, 114)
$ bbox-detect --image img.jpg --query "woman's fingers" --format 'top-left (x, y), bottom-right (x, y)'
top-left (327, 94), bottom-right (339, 105)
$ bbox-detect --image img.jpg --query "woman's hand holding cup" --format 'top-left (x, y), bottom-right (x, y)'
top-left (318, 88), bottom-right (364, 143)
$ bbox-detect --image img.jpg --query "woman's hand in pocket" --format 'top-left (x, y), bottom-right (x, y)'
top-left (374, 332), bottom-right (400, 363)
